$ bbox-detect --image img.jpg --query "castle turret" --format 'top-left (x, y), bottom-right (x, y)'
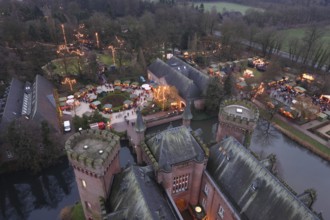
top-left (65, 129), bottom-right (121, 220)
top-left (134, 109), bottom-right (146, 164)
top-left (216, 98), bottom-right (259, 147)
top-left (182, 102), bottom-right (193, 127)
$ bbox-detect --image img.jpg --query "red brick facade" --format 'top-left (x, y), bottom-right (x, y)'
top-left (216, 122), bottom-right (246, 144)
top-left (156, 160), bottom-right (206, 210)
top-left (199, 172), bottom-right (240, 220)
top-left (71, 150), bottom-right (120, 220)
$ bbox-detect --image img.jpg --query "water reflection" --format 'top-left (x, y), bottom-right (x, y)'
top-left (119, 140), bottom-right (136, 168)
top-left (0, 158), bottom-right (77, 220)
top-left (251, 121), bottom-right (330, 219)
top-left (0, 141), bottom-right (137, 220)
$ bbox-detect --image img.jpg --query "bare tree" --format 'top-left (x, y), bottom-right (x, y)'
top-left (301, 26), bottom-right (324, 65)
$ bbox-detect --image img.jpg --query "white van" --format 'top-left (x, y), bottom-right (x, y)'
top-left (63, 120), bottom-right (71, 132)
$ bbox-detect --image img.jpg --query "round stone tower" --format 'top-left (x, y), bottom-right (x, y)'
top-left (65, 129), bottom-right (121, 220)
top-left (216, 99), bottom-right (259, 147)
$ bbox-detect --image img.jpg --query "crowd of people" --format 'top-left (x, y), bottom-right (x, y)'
top-left (267, 79), bottom-right (330, 115)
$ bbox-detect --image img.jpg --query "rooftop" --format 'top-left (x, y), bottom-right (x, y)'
top-left (219, 99), bottom-right (259, 122)
top-left (0, 78), bottom-right (24, 130)
top-left (65, 129), bottom-right (120, 170)
top-left (207, 136), bottom-right (320, 220)
top-left (146, 126), bottom-right (205, 171)
top-left (223, 104), bottom-right (255, 120)
top-left (148, 58), bottom-right (209, 100)
top-left (107, 166), bottom-right (180, 220)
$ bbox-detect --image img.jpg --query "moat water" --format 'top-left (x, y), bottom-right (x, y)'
top-left (0, 119), bottom-right (329, 220)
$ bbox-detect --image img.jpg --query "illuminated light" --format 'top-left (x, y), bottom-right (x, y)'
top-left (195, 206), bottom-right (202, 213)
top-left (61, 77), bottom-right (77, 91)
top-left (61, 24), bottom-right (67, 46)
top-left (107, 45), bottom-right (116, 65)
top-left (95, 32), bottom-right (100, 48)
top-left (83, 145), bottom-right (88, 149)
top-left (302, 73), bottom-right (314, 81)
top-left (98, 149), bottom-right (104, 154)
top-left (82, 179), bottom-right (87, 188)
top-left (253, 82), bottom-right (265, 99)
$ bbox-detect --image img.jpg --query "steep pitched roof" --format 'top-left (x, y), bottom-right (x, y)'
top-left (166, 56), bottom-right (209, 95)
top-left (148, 58), bottom-right (171, 79)
top-left (0, 78), bottom-right (24, 130)
top-left (148, 58), bottom-right (201, 100)
top-left (146, 126), bottom-right (204, 170)
top-left (207, 137), bottom-right (320, 220)
top-left (30, 75), bottom-right (58, 131)
top-left (107, 166), bottom-right (180, 220)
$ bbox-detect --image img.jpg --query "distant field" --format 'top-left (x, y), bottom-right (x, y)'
top-left (195, 2), bottom-right (263, 14)
top-left (279, 27), bottom-right (330, 52)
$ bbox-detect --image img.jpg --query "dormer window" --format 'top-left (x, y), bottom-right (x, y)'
top-left (250, 179), bottom-right (260, 192)
top-left (218, 206), bottom-right (224, 219)
top-left (204, 184), bottom-right (209, 196)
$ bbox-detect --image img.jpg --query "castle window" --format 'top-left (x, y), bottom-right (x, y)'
top-left (218, 206), bottom-right (224, 219)
top-left (172, 174), bottom-right (189, 194)
top-left (204, 184), bottom-right (209, 196)
top-left (85, 201), bottom-right (92, 210)
top-left (81, 179), bottom-right (87, 188)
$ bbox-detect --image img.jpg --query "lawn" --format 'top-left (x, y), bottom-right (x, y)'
top-left (195, 1), bottom-right (263, 14)
top-left (279, 26), bottom-right (330, 52)
top-left (70, 203), bottom-right (85, 220)
top-left (97, 53), bottom-right (131, 66)
top-left (51, 57), bottom-right (86, 76)
top-left (100, 92), bottom-right (129, 107)
top-left (98, 54), bottom-right (114, 66)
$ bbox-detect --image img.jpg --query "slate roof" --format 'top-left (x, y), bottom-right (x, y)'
top-left (30, 75), bottom-right (58, 131)
top-left (146, 126), bottom-right (204, 170)
top-left (166, 56), bottom-right (209, 95)
top-left (148, 58), bottom-right (207, 100)
top-left (0, 78), bottom-right (24, 130)
top-left (207, 136), bottom-right (320, 220)
top-left (0, 75), bottom-right (58, 132)
top-left (107, 166), bottom-right (180, 220)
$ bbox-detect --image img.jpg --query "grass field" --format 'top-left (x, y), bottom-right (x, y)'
top-left (70, 203), bottom-right (85, 220)
top-left (98, 54), bottom-right (114, 66)
top-left (51, 57), bottom-right (86, 76)
top-left (279, 26), bottom-right (330, 52)
top-left (195, 1), bottom-right (263, 14)
top-left (97, 53), bottom-right (131, 66)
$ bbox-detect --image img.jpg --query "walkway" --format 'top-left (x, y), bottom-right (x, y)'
top-left (72, 87), bottom-right (153, 125)
top-left (252, 99), bottom-right (330, 148)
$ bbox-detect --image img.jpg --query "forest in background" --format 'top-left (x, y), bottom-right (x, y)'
top-left (1, 0), bottom-right (330, 85)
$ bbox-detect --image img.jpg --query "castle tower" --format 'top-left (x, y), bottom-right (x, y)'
top-left (134, 109), bottom-right (146, 164)
top-left (216, 99), bottom-right (259, 147)
top-left (65, 129), bottom-right (121, 220)
top-left (182, 101), bottom-right (193, 127)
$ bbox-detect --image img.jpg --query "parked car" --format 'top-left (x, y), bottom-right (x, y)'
top-left (63, 120), bottom-right (71, 132)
